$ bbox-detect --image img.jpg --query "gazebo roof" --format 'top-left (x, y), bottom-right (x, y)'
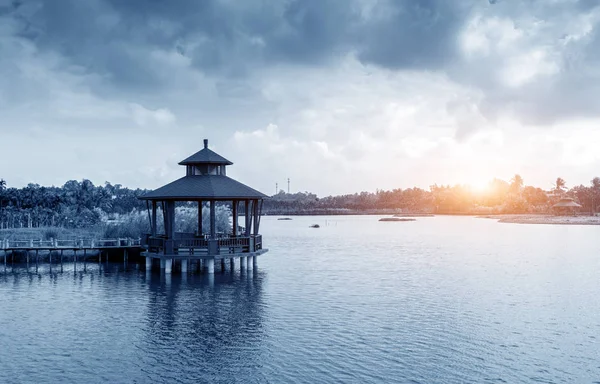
top-left (553, 197), bottom-right (582, 208)
top-left (178, 139), bottom-right (233, 166)
top-left (140, 175), bottom-right (268, 201)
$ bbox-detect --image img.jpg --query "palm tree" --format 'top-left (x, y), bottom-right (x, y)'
top-left (554, 177), bottom-right (566, 194)
top-left (510, 174), bottom-right (524, 194)
top-left (0, 179), bottom-right (5, 229)
top-left (591, 177), bottom-right (600, 214)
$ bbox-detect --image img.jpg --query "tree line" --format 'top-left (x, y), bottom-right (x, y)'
top-left (0, 179), bottom-right (147, 229)
top-left (1, 175), bottom-right (599, 230)
top-left (263, 176), bottom-right (600, 215)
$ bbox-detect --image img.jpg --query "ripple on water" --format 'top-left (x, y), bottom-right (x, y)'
top-left (1, 216), bottom-right (600, 383)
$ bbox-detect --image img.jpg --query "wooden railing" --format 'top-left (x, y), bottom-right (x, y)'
top-left (1, 238), bottom-right (142, 249)
top-left (176, 238), bottom-right (209, 248)
top-left (255, 235), bottom-right (263, 250)
top-left (144, 234), bottom-right (262, 255)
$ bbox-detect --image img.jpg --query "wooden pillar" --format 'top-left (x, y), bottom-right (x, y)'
top-left (244, 200), bottom-right (251, 236)
top-left (162, 201), bottom-right (168, 237)
top-left (151, 201), bottom-right (157, 236)
top-left (165, 201), bottom-right (176, 239)
top-left (232, 200), bottom-right (238, 237)
top-left (253, 199), bottom-right (259, 236)
top-left (198, 200), bottom-right (203, 235)
top-left (210, 200), bottom-right (216, 239)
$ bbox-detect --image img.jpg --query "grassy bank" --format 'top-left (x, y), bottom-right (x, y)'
top-left (0, 227), bottom-right (102, 241)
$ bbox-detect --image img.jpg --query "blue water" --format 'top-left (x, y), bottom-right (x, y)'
top-left (1, 216), bottom-right (599, 383)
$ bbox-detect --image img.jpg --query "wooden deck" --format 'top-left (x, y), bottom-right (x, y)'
top-left (142, 234), bottom-right (266, 260)
top-left (1, 238), bottom-right (142, 251)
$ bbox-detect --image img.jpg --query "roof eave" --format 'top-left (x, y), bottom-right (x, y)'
top-left (139, 195), bottom-right (267, 201)
top-left (178, 160), bottom-right (234, 166)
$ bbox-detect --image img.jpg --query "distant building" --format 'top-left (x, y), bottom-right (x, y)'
top-left (552, 197), bottom-right (581, 215)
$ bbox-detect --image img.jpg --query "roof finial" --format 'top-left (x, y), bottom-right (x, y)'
top-left (203, 139), bottom-right (208, 149)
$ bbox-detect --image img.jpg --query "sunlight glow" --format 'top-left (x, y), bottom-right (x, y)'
top-left (468, 179), bottom-right (491, 194)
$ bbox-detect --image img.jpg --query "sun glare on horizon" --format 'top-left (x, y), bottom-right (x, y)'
top-left (468, 179), bottom-right (491, 194)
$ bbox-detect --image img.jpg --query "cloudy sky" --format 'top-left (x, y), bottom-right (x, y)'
top-left (2, 0), bottom-right (600, 196)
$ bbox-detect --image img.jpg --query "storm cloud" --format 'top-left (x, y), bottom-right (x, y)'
top-left (2, 0), bottom-right (600, 194)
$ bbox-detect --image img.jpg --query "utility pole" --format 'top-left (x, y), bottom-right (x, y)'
top-left (287, 178), bottom-right (290, 194)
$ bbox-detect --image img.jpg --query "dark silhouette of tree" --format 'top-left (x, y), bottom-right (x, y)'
top-left (554, 177), bottom-right (566, 194)
top-left (510, 174), bottom-right (524, 195)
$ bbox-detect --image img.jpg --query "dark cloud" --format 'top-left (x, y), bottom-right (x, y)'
top-left (3, 0), bottom-right (600, 127)
top-left (4, 0), bottom-right (470, 83)
top-left (356, 0), bottom-right (469, 69)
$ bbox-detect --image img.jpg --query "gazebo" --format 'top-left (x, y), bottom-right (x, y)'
top-left (552, 197), bottom-right (581, 215)
top-left (140, 139), bottom-right (268, 274)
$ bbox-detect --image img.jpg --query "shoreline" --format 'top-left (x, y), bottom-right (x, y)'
top-left (478, 214), bottom-right (600, 225)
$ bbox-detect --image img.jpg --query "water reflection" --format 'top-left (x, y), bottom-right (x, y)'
top-left (135, 269), bottom-right (267, 382)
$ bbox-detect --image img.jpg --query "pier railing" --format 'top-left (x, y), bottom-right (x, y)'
top-left (1, 238), bottom-right (142, 250)
top-left (142, 234), bottom-right (263, 256)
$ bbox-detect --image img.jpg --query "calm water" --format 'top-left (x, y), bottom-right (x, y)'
top-left (1, 216), bottom-right (599, 383)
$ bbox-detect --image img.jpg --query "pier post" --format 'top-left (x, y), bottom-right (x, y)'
top-left (146, 257), bottom-right (152, 270)
top-left (160, 258), bottom-right (166, 269)
top-left (230, 258), bottom-right (235, 271)
top-left (181, 259), bottom-right (188, 273)
top-left (247, 256), bottom-right (254, 271)
top-left (206, 258), bottom-right (215, 274)
top-left (221, 259), bottom-right (225, 272)
top-left (253, 255), bottom-right (258, 268)
top-left (240, 256), bottom-right (247, 270)
top-left (165, 258), bottom-right (173, 274)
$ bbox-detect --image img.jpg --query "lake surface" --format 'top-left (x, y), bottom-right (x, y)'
top-left (1, 216), bottom-right (599, 383)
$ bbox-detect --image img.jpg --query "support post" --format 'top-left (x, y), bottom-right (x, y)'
top-left (230, 258), bottom-right (235, 271)
top-left (146, 256), bottom-right (152, 270)
top-left (221, 259), bottom-right (225, 271)
top-left (253, 255), bottom-right (258, 268)
top-left (165, 258), bottom-right (173, 274)
top-left (232, 200), bottom-right (238, 237)
top-left (206, 258), bottom-right (214, 274)
top-left (181, 259), bottom-right (188, 273)
top-left (198, 200), bottom-right (203, 236)
top-left (160, 258), bottom-right (166, 269)
top-left (151, 200), bottom-right (157, 237)
top-left (247, 255), bottom-right (254, 270)
top-left (253, 199), bottom-right (259, 236)
top-left (244, 200), bottom-right (251, 236)
top-left (210, 200), bottom-right (216, 239)
top-left (240, 256), bottom-right (247, 270)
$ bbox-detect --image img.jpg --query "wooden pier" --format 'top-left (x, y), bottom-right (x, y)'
top-left (0, 238), bottom-right (142, 273)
